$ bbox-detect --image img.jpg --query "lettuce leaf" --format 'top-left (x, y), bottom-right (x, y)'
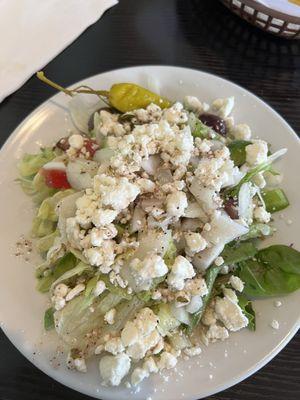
top-left (261, 188), bottom-right (289, 213)
top-left (163, 238), bottom-right (177, 267)
top-left (36, 230), bottom-right (59, 253)
top-left (32, 189), bottom-right (74, 237)
top-left (221, 241), bottom-right (257, 265)
top-left (19, 172), bottom-right (57, 205)
top-left (32, 217), bottom-right (56, 238)
top-left (50, 261), bottom-right (92, 292)
top-left (44, 307), bottom-right (55, 331)
top-left (37, 189), bottom-right (75, 222)
top-left (188, 264), bottom-right (222, 332)
top-left (98, 273), bottom-right (133, 300)
top-left (85, 275), bottom-right (99, 297)
top-left (105, 297), bottom-right (144, 334)
top-left (18, 147), bottom-right (56, 178)
top-left (238, 295), bottom-right (255, 331)
top-left (36, 253), bottom-right (78, 293)
top-left (188, 113), bottom-right (210, 138)
top-left (156, 303), bottom-right (181, 336)
top-left (238, 245), bottom-right (300, 297)
top-left (228, 140), bottom-right (251, 166)
top-left (54, 292), bottom-right (123, 348)
top-left (54, 293), bottom-right (143, 356)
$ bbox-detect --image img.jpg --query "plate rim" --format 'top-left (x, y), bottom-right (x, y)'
top-left (1, 64), bottom-right (300, 400)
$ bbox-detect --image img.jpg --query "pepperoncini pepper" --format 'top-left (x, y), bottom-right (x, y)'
top-left (37, 72), bottom-right (171, 112)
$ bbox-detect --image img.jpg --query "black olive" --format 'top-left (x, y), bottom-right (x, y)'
top-left (199, 113), bottom-right (227, 136)
top-left (55, 137), bottom-right (70, 151)
top-left (224, 198), bottom-right (239, 219)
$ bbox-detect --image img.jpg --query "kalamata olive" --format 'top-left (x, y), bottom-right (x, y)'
top-left (199, 113), bottom-right (227, 136)
top-left (224, 198), bottom-right (239, 219)
top-left (55, 137), bottom-right (70, 151)
top-left (88, 107), bottom-right (118, 131)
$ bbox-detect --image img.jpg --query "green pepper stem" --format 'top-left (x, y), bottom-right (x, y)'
top-left (36, 71), bottom-right (109, 99)
top-left (37, 71), bottom-right (74, 96)
top-left (71, 85), bottom-right (109, 97)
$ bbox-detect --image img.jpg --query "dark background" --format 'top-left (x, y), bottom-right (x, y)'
top-left (0, 0), bottom-right (299, 399)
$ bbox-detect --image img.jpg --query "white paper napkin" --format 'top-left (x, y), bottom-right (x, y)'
top-left (0, 0), bottom-right (118, 103)
top-left (256, 0), bottom-right (300, 18)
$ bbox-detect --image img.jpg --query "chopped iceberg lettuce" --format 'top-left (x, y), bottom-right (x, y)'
top-left (85, 275), bottom-right (99, 297)
top-left (36, 253), bottom-right (78, 293)
top-left (163, 238), bottom-right (177, 267)
top-left (188, 113), bottom-right (210, 138)
top-left (44, 307), bottom-right (55, 331)
top-left (32, 189), bottom-right (75, 238)
top-left (156, 303), bottom-right (181, 336)
top-left (18, 147), bottom-right (56, 178)
top-left (98, 273), bottom-right (133, 300)
top-left (54, 292), bottom-right (124, 349)
top-left (104, 297), bottom-right (144, 334)
top-left (32, 217), bottom-right (56, 238)
top-left (36, 230), bottom-right (59, 253)
top-left (188, 264), bottom-right (222, 332)
top-left (37, 189), bottom-right (75, 222)
top-left (50, 261), bottom-right (92, 292)
top-left (18, 172), bottom-right (57, 205)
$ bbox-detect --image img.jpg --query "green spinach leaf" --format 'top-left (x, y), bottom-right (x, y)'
top-left (238, 295), bottom-right (256, 331)
top-left (222, 241), bottom-right (257, 265)
top-left (188, 264), bottom-right (222, 332)
top-left (238, 245), bottom-right (300, 297)
top-left (258, 245), bottom-right (300, 275)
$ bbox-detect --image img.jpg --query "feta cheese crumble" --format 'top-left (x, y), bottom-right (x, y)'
top-left (104, 308), bottom-right (117, 325)
top-left (99, 353), bottom-right (131, 386)
top-left (254, 206), bottom-right (271, 223)
top-left (274, 300), bottom-right (282, 308)
top-left (270, 320), bottom-right (280, 330)
top-left (166, 190), bottom-right (188, 219)
top-left (229, 276), bottom-right (244, 292)
top-left (214, 297), bottom-right (248, 332)
top-left (212, 97), bottom-right (234, 118)
top-left (233, 124), bottom-right (251, 140)
top-left (128, 255), bottom-right (168, 291)
top-left (167, 256), bottom-right (196, 291)
top-left (69, 134), bottom-right (84, 149)
top-left (185, 232), bottom-right (207, 254)
top-left (246, 140), bottom-right (268, 166)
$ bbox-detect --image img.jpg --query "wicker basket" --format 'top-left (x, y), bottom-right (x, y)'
top-left (220, 0), bottom-right (300, 39)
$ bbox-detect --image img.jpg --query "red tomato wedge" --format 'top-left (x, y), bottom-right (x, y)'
top-left (40, 166), bottom-right (71, 189)
top-left (84, 139), bottom-right (98, 157)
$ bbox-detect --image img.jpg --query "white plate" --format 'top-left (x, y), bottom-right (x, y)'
top-left (0, 66), bottom-right (299, 400)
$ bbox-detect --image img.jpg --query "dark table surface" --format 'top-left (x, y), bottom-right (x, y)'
top-left (0, 0), bottom-right (299, 399)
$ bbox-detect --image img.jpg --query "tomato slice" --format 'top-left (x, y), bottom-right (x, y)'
top-left (84, 139), bottom-right (99, 157)
top-left (41, 168), bottom-right (71, 189)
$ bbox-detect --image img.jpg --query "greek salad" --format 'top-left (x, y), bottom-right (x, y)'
top-left (17, 74), bottom-right (300, 387)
